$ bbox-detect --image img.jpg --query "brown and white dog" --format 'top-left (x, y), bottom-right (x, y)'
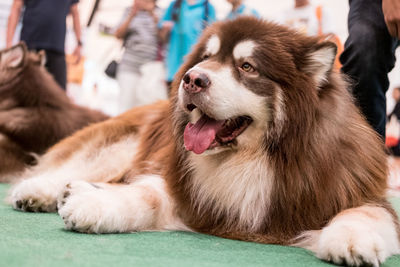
top-left (8, 18), bottom-right (400, 266)
top-left (0, 43), bottom-right (109, 182)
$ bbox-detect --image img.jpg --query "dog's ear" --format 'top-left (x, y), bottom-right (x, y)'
top-left (303, 41), bottom-right (337, 87)
top-left (0, 42), bottom-right (27, 69)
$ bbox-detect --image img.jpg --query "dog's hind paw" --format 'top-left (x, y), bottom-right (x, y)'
top-left (8, 178), bottom-right (59, 212)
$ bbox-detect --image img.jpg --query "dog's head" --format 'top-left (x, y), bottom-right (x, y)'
top-left (172, 17), bottom-right (337, 156)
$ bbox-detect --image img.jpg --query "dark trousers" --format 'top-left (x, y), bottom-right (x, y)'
top-left (40, 49), bottom-right (67, 90)
top-left (340, 0), bottom-right (399, 139)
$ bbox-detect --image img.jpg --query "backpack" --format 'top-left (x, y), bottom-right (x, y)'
top-left (171, 0), bottom-right (210, 29)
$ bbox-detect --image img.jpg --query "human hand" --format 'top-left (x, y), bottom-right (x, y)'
top-left (159, 21), bottom-right (175, 44)
top-left (72, 45), bottom-right (82, 64)
top-left (6, 41), bottom-right (12, 49)
top-left (383, 0), bottom-right (400, 38)
top-left (162, 21), bottom-right (175, 31)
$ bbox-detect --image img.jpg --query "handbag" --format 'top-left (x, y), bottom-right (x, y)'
top-left (103, 30), bottom-right (128, 79)
top-left (104, 60), bottom-right (118, 79)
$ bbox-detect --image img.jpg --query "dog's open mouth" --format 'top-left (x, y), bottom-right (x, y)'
top-left (184, 105), bottom-right (253, 154)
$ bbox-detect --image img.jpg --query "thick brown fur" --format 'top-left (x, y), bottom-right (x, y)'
top-left (7, 18), bottom-right (399, 260)
top-left (0, 43), bottom-right (109, 182)
top-left (163, 17), bottom-right (392, 244)
top-left (40, 101), bottom-right (171, 180)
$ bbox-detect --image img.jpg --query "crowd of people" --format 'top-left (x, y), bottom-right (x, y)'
top-left (5, 0), bottom-right (339, 113)
top-left (110, 0), bottom-right (342, 112)
top-left (6, 0), bottom-right (400, 157)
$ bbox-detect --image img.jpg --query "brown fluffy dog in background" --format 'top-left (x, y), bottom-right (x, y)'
top-left (0, 43), bottom-right (108, 182)
top-left (8, 18), bottom-right (400, 266)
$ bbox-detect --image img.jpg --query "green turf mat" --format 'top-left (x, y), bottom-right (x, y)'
top-left (1, 183), bottom-right (400, 267)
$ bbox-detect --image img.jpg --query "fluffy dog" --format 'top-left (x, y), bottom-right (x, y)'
top-left (8, 18), bottom-right (400, 266)
top-left (0, 43), bottom-right (109, 182)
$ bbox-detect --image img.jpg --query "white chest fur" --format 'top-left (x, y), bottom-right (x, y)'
top-left (188, 150), bottom-right (273, 231)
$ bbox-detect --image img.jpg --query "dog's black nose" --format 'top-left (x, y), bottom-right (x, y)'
top-left (182, 70), bottom-right (210, 93)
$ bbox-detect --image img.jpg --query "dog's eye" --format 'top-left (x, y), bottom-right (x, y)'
top-left (241, 62), bottom-right (255, 72)
top-left (202, 54), bottom-right (210, 60)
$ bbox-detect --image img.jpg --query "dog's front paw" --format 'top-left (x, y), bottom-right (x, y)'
top-left (8, 178), bottom-right (59, 212)
top-left (58, 181), bottom-right (124, 234)
top-left (316, 223), bottom-right (388, 267)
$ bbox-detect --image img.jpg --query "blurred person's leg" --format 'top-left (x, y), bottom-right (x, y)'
top-left (340, 0), bottom-right (399, 139)
top-left (116, 70), bottom-right (139, 114)
top-left (390, 145), bottom-right (400, 156)
top-left (43, 49), bottom-right (67, 90)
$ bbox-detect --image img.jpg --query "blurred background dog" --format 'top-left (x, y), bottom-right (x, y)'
top-left (0, 43), bottom-right (109, 182)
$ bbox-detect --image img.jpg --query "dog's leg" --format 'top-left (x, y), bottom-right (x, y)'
top-left (294, 205), bottom-right (400, 266)
top-left (57, 175), bottom-right (188, 233)
top-left (7, 136), bottom-right (138, 212)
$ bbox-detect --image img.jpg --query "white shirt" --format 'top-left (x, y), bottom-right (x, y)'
top-left (277, 4), bottom-right (335, 36)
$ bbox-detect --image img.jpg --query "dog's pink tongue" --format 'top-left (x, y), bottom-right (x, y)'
top-left (184, 114), bottom-right (224, 154)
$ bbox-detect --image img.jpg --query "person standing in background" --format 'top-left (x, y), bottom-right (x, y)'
top-left (159, 0), bottom-right (216, 86)
top-left (225, 0), bottom-right (259, 20)
top-left (6, 0), bottom-right (82, 90)
top-left (340, 0), bottom-right (400, 139)
top-left (386, 87), bottom-right (400, 155)
top-left (114, 0), bottom-right (160, 113)
top-left (389, 87), bottom-right (400, 123)
top-left (277, 0), bottom-right (334, 36)
top-left (278, 0), bottom-right (343, 68)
